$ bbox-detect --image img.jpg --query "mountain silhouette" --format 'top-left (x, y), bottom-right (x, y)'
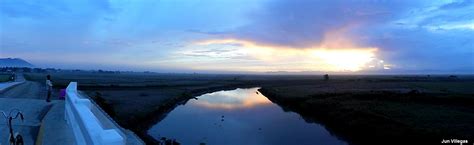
top-left (0, 58), bottom-right (34, 68)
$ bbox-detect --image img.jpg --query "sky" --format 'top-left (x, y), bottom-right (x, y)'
top-left (0, 0), bottom-right (473, 74)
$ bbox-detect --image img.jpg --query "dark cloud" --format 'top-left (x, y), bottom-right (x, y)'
top-left (365, 27), bottom-right (474, 71)
top-left (218, 0), bottom-right (426, 48)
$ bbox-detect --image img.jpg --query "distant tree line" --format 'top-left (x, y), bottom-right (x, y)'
top-left (0, 67), bottom-right (47, 73)
top-left (0, 67), bottom-right (155, 74)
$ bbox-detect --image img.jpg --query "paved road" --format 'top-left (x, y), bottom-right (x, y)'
top-left (0, 74), bottom-right (73, 145)
top-left (0, 74), bottom-right (42, 99)
top-left (0, 74), bottom-right (144, 145)
top-left (0, 98), bottom-right (54, 145)
top-left (0, 81), bottom-right (44, 99)
top-left (0, 74), bottom-right (58, 101)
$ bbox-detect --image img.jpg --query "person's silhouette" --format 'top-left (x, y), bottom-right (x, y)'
top-left (46, 75), bottom-right (53, 102)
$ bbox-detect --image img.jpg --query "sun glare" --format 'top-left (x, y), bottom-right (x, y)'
top-left (192, 39), bottom-right (381, 72)
top-left (311, 49), bottom-right (376, 71)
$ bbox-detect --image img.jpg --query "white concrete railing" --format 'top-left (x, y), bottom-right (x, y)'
top-left (65, 82), bottom-right (126, 145)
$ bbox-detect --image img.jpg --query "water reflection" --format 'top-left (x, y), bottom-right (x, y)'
top-left (148, 88), bottom-right (347, 145)
top-left (193, 88), bottom-right (271, 109)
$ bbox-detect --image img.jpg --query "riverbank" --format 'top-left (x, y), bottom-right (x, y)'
top-left (107, 84), bottom-right (259, 144)
top-left (258, 80), bottom-right (474, 145)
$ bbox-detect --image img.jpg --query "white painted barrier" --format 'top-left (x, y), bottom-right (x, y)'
top-left (65, 82), bottom-right (126, 145)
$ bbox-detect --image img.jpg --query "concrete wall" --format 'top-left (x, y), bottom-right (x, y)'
top-left (65, 82), bottom-right (126, 145)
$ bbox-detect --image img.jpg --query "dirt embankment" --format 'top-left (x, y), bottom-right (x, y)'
top-left (89, 83), bottom-right (261, 144)
top-left (121, 84), bottom-right (255, 144)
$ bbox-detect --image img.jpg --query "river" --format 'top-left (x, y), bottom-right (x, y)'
top-left (148, 87), bottom-right (347, 145)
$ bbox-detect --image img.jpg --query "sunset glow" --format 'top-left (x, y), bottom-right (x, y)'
top-left (193, 88), bottom-right (271, 109)
top-left (191, 39), bottom-right (379, 72)
top-left (311, 49), bottom-right (376, 71)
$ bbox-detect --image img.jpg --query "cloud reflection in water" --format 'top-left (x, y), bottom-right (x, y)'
top-left (192, 88), bottom-right (271, 109)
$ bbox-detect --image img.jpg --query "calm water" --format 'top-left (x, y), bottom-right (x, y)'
top-left (148, 88), bottom-right (347, 145)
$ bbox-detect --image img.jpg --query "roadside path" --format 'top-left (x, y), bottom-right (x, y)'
top-left (0, 81), bottom-right (43, 99)
top-left (0, 73), bottom-right (53, 101)
top-left (0, 73), bottom-right (24, 93)
top-left (0, 74), bottom-right (75, 145)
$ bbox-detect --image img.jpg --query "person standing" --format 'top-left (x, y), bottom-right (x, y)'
top-left (46, 75), bottom-right (53, 102)
top-left (11, 72), bottom-right (16, 81)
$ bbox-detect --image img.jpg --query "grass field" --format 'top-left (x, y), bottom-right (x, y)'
top-left (259, 78), bottom-right (474, 145)
top-left (0, 74), bottom-right (12, 82)
top-left (23, 72), bottom-right (474, 144)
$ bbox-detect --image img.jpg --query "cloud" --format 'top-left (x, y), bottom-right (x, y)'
top-left (439, 0), bottom-right (473, 9)
top-left (198, 0), bottom-right (427, 48)
top-left (367, 28), bottom-right (474, 71)
top-left (194, 0), bottom-right (473, 72)
top-left (176, 38), bottom-right (383, 72)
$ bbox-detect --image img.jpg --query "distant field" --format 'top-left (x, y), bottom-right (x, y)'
top-left (0, 74), bottom-right (11, 82)
top-left (259, 76), bottom-right (474, 145)
top-left (24, 72), bottom-right (250, 88)
top-left (22, 72), bottom-right (474, 144)
top-left (24, 72), bottom-right (474, 88)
